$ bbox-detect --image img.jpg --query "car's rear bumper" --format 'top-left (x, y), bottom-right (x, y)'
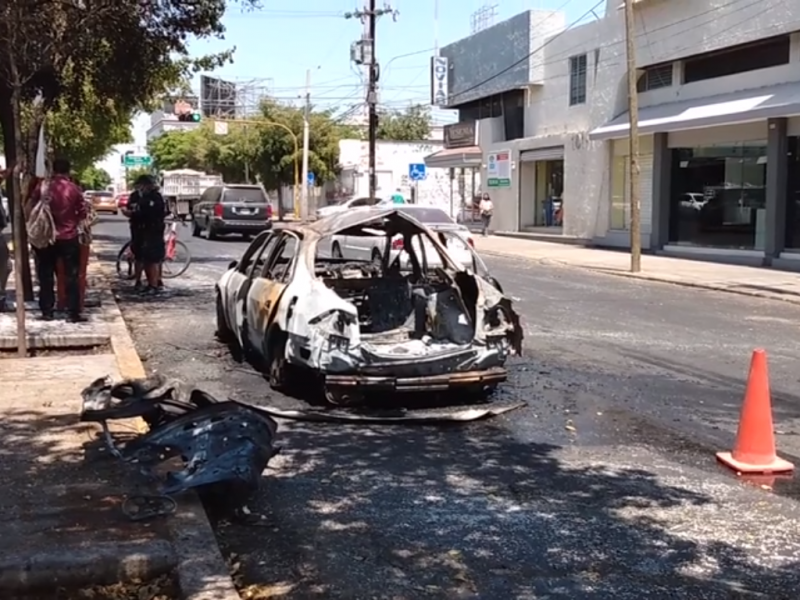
top-left (95, 205), bottom-right (118, 213)
top-left (325, 366), bottom-right (507, 393)
top-left (211, 219), bottom-right (273, 234)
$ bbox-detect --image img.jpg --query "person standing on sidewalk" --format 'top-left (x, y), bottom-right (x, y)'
top-left (479, 193), bottom-right (494, 236)
top-left (30, 158), bottom-right (87, 322)
top-left (0, 170), bottom-right (11, 312)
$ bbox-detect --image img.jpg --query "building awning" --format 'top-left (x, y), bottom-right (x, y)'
top-left (589, 82), bottom-right (800, 141)
top-left (424, 146), bottom-right (482, 169)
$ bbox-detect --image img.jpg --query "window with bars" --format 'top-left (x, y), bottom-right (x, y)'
top-left (637, 63), bottom-right (673, 93)
top-left (569, 54), bottom-right (587, 106)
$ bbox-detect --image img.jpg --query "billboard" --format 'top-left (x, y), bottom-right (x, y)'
top-left (200, 75), bottom-right (237, 118)
top-left (162, 95), bottom-right (199, 115)
top-left (430, 56), bottom-right (449, 107)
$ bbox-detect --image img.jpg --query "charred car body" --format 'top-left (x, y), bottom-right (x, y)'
top-left (215, 208), bottom-right (523, 405)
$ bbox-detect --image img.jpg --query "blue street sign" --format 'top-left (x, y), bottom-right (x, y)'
top-left (408, 163), bottom-right (427, 181)
top-left (307, 172), bottom-right (315, 186)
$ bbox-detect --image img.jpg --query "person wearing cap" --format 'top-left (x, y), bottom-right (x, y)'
top-left (127, 174), bottom-right (166, 294)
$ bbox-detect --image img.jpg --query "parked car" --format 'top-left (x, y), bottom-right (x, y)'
top-left (328, 205), bottom-right (476, 270)
top-left (89, 190), bottom-right (118, 215)
top-left (316, 196), bottom-right (382, 218)
top-left (116, 193), bottom-right (130, 211)
top-left (214, 208), bottom-right (523, 406)
top-left (191, 184), bottom-right (273, 240)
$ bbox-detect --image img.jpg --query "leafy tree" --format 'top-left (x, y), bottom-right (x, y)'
top-left (0, 0), bottom-right (257, 309)
top-left (147, 130), bottom-right (207, 172)
top-left (376, 104), bottom-right (432, 141)
top-left (77, 165), bottom-right (112, 190)
top-left (47, 93), bottom-right (133, 173)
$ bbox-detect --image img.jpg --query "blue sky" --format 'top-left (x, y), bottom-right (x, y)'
top-left (102, 0), bottom-right (602, 178)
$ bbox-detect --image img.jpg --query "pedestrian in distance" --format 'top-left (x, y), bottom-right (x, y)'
top-left (29, 158), bottom-right (88, 322)
top-left (478, 192), bottom-right (493, 237)
top-left (390, 187), bottom-right (405, 205)
top-left (0, 165), bottom-right (13, 312)
top-left (127, 174), bottom-right (167, 295)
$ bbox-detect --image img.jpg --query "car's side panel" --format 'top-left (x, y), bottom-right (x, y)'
top-left (245, 277), bottom-right (289, 356)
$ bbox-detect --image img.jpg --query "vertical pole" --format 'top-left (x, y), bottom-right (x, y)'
top-left (367, 0), bottom-right (378, 199)
top-left (301, 68), bottom-right (311, 221)
top-left (434, 0), bottom-right (439, 57)
top-left (624, 0), bottom-right (641, 272)
top-left (244, 125), bottom-right (250, 184)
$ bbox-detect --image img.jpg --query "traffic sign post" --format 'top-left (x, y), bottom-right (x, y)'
top-left (123, 155), bottom-right (152, 168)
top-left (408, 163), bottom-right (427, 181)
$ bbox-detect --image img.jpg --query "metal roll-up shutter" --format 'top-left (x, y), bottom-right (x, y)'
top-left (519, 147), bottom-right (564, 162)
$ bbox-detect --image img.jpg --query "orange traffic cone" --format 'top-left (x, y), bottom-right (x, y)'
top-left (716, 349), bottom-right (794, 474)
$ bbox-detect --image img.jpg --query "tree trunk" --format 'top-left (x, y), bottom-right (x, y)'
top-left (8, 84), bottom-right (27, 356)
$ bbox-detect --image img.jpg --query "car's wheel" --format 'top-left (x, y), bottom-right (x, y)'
top-left (331, 242), bottom-right (343, 258)
top-left (264, 329), bottom-right (293, 393)
top-left (215, 289), bottom-right (234, 344)
top-left (192, 217), bottom-right (201, 237)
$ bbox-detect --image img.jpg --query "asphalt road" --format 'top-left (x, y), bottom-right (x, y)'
top-left (94, 215), bottom-right (800, 599)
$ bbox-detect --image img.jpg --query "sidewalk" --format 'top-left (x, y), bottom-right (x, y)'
top-left (475, 236), bottom-right (800, 304)
top-left (0, 249), bottom-right (240, 598)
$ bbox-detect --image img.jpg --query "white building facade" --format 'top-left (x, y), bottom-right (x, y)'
top-left (435, 0), bottom-right (800, 268)
top-left (333, 139), bottom-right (455, 213)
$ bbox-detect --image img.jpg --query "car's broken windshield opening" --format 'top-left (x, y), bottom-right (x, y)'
top-left (313, 212), bottom-right (473, 343)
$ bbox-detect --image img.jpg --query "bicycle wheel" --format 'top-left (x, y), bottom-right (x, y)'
top-left (161, 240), bottom-right (191, 278)
top-left (116, 241), bottom-right (135, 280)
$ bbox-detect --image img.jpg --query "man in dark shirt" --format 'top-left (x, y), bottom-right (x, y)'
top-left (128, 174), bottom-right (166, 294)
top-left (30, 158), bottom-right (88, 321)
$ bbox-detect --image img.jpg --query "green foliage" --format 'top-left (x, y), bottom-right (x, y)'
top-left (146, 100), bottom-right (357, 189)
top-left (77, 165), bottom-right (112, 190)
top-left (376, 105), bottom-right (432, 141)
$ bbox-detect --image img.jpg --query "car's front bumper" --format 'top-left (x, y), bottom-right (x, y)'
top-left (325, 366), bottom-right (507, 393)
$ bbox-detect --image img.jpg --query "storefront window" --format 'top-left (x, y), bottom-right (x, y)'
top-left (534, 160), bottom-right (564, 226)
top-left (610, 156), bottom-right (627, 230)
top-left (783, 137), bottom-right (800, 249)
top-left (668, 143), bottom-right (767, 249)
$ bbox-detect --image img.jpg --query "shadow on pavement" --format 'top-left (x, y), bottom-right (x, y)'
top-left (209, 414), bottom-right (800, 599)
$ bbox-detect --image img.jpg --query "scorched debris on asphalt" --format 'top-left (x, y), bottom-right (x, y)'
top-left (80, 374), bottom-right (280, 501)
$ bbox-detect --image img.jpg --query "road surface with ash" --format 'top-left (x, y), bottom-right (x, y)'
top-left (93, 216), bottom-right (800, 599)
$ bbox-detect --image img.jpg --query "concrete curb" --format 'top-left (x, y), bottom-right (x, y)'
top-left (479, 250), bottom-right (800, 306)
top-left (91, 246), bottom-right (241, 600)
top-left (0, 541), bottom-right (176, 594)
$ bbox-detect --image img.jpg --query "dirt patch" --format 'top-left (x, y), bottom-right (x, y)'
top-left (15, 572), bottom-right (179, 600)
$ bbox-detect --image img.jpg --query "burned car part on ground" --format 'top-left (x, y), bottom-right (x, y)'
top-left (80, 374), bottom-right (280, 502)
top-left (215, 208), bottom-right (524, 406)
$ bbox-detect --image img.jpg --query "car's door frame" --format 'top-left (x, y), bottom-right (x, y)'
top-left (231, 231), bottom-right (279, 348)
top-left (245, 230), bottom-right (300, 355)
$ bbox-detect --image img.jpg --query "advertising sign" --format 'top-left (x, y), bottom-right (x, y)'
top-left (430, 56), bottom-right (449, 107)
top-left (487, 150), bottom-right (511, 187)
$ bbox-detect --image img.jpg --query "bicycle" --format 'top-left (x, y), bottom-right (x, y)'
top-left (116, 219), bottom-right (192, 280)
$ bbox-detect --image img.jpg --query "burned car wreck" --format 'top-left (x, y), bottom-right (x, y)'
top-left (215, 208), bottom-right (523, 405)
top-left (80, 374), bottom-right (279, 505)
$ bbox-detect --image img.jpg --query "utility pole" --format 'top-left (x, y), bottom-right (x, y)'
top-left (345, 2), bottom-right (398, 200)
top-left (300, 68), bottom-right (311, 221)
top-left (624, 0), bottom-right (641, 272)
